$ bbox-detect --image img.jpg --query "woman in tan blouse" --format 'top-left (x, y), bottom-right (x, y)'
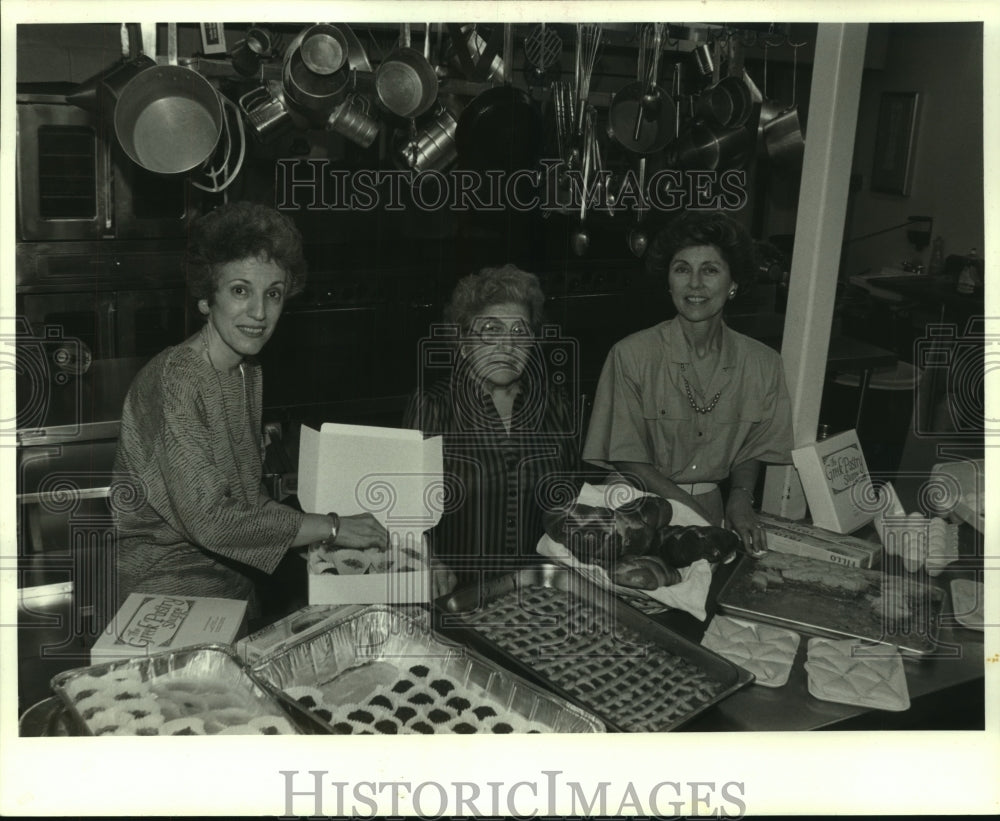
top-left (112, 202), bottom-right (385, 620)
top-left (583, 211), bottom-right (793, 553)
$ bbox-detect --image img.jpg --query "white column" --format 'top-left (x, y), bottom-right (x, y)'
top-left (762, 23), bottom-right (869, 519)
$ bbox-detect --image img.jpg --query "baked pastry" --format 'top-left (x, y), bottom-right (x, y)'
top-left (458, 585), bottom-right (725, 731)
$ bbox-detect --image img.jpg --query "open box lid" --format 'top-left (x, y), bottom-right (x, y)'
top-left (298, 423), bottom-right (444, 531)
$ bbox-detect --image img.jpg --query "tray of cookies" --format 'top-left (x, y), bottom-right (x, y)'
top-left (250, 605), bottom-right (605, 734)
top-left (50, 644), bottom-right (327, 736)
top-left (433, 564), bottom-right (753, 732)
top-left (717, 553), bottom-right (945, 656)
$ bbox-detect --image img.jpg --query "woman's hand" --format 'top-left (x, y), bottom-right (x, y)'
top-left (333, 513), bottom-right (389, 549)
top-left (430, 559), bottom-right (458, 599)
top-left (726, 492), bottom-right (766, 557)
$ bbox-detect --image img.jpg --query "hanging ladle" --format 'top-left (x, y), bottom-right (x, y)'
top-left (626, 157), bottom-right (649, 258)
top-left (633, 23), bottom-right (664, 142)
top-left (571, 108), bottom-right (596, 256)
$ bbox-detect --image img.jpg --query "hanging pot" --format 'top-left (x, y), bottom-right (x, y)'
top-left (763, 105), bottom-right (804, 170)
top-left (375, 46), bottom-right (439, 119)
top-left (607, 81), bottom-right (675, 156)
top-left (394, 107), bottom-right (459, 172)
top-left (696, 75), bottom-right (753, 129)
top-left (113, 63), bottom-right (224, 175)
top-left (327, 93), bottom-right (381, 148)
top-left (455, 85), bottom-right (542, 172)
top-left (283, 48), bottom-right (350, 118)
top-left (299, 23), bottom-right (350, 75)
top-left (668, 120), bottom-right (753, 172)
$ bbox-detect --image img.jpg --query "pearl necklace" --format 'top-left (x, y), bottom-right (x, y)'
top-left (680, 363), bottom-right (722, 414)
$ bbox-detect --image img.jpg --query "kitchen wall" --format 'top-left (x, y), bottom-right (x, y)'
top-left (841, 22), bottom-right (984, 279)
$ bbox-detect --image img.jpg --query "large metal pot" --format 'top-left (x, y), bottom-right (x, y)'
top-left (283, 49), bottom-right (350, 116)
top-left (375, 46), bottom-right (439, 119)
top-left (299, 24), bottom-right (350, 75)
top-left (113, 64), bottom-right (224, 175)
top-left (762, 105), bottom-right (805, 170)
top-left (668, 120), bottom-right (753, 172)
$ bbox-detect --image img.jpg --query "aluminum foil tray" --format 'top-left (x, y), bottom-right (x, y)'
top-left (433, 564), bottom-right (753, 732)
top-left (50, 643), bottom-right (326, 736)
top-left (717, 554), bottom-right (944, 656)
top-left (251, 605), bottom-right (605, 734)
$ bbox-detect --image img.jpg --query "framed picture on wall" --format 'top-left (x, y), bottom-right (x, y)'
top-left (871, 92), bottom-right (921, 196)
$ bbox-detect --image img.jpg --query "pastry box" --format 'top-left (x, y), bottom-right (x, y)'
top-left (250, 605), bottom-right (605, 734)
top-left (434, 564), bottom-right (753, 732)
top-left (50, 644), bottom-right (327, 736)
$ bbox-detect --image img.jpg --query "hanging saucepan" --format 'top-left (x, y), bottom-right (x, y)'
top-left (299, 24), bottom-right (350, 75)
top-left (763, 105), bottom-right (804, 171)
top-left (455, 85), bottom-right (542, 172)
top-left (113, 63), bottom-right (224, 175)
top-left (375, 46), bottom-right (439, 119)
top-left (668, 120), bottom-right (753, 172)
top-left (696, 75), bottom-right (753, 129)
top-left (283, 48), bottom-right (350, 118)
top-left (608, 81), bottom-right (675, 156)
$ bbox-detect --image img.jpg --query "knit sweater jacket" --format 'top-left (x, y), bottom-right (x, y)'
top-left (112, 345), bottom-right (304, 610)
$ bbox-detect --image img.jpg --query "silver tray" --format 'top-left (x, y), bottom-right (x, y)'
top-left (50, 643), bottom-right (327, 736)
top-left (251, 605), bottom-right (606, 734)
top-left (433, 564), bottom-right (753, 732)
top-left (717, 554), bottom-right (945, 656)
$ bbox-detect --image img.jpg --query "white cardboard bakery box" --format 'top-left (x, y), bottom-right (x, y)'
top-left (90, 593), bottom-right (248, 663)
top-left (298, 422), bottom-right (443, 605)
top-left (791, 429), bottom-right (875, 534)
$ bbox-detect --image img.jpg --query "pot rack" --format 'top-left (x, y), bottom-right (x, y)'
top-left (71, 21), bottom-right (809, 254)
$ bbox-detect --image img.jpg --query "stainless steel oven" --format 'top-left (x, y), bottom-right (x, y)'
top-left (16, 96), bottom-right (194, 242)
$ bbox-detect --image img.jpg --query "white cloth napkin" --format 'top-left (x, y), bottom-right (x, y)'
top-left (535, 482), bottom-right (715, 621)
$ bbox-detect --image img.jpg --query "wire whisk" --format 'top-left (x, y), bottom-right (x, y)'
top-left (575, 23), bottom-right (602, 136)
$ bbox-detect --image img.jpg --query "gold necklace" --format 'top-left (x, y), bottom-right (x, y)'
top-left (680, 363), bottom-right (722, 414)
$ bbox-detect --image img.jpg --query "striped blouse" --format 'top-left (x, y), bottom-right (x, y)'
top-left (112, 345), bottom-right (304, 615)
top-left (403, 363), bottom-right (581, 586)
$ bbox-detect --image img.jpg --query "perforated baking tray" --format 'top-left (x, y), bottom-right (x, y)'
top-left (250, 605), bottom-right (605, 734)
top-left (433, 564), bottom-right (753, 732)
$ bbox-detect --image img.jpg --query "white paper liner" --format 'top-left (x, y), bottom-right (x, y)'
top-left (701, 615), bottom-right (801, 688)
top-left (950, 579), bottom-right (984, 631)
top-left (536, 482), bottom-right (714, 620)
top-left (804, 638), bottom-right (910, 712)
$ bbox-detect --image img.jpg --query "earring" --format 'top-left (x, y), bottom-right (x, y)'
top-left (198, 299), bottom-right (210, 315)
top-left (728, 288), bottom-right (737, 299)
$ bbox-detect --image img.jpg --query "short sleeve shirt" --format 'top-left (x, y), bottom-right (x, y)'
top-left (582, 319), bottom-right (793, 483)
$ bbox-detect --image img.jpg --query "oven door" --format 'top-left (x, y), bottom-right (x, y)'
top-left (17, 288), bottom-right (186, 436)
top-left (16, 102), bottom-right (110, 241)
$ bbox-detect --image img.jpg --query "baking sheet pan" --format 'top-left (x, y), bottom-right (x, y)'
top-left (50, 643), bottom-right (326, 736)
top-left (433, 564), bottom-right (753, 732)
top-left (716, 554), bottom-right (944, 656)
top-left (251, 604), bottom-right (605, 734)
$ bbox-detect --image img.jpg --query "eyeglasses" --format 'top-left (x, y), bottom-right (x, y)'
top-left (470, 317), bottom-right (534, 344)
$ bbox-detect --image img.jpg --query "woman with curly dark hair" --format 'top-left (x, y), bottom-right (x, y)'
top-left (583, 210), bottom-right (793, 552)
top-left (112, 202), bottom-right (385, 618)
